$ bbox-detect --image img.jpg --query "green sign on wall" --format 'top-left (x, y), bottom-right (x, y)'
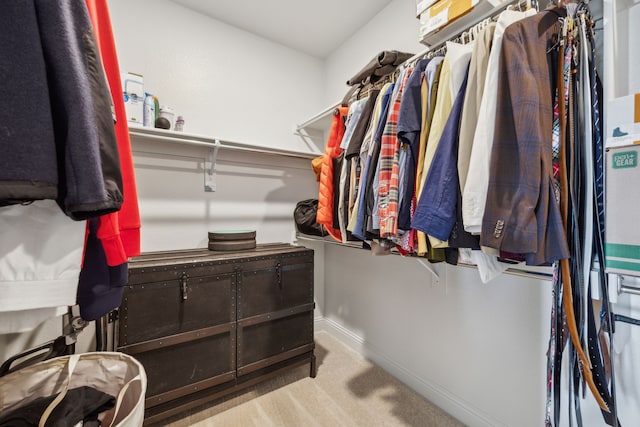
top-left (612, 151), bottom-right (638, 169)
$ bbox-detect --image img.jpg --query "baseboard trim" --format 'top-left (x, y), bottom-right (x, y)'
top-left (314, 316), bottom-right (326, 333)
top-left (317, 317), bottom-right (505, 427)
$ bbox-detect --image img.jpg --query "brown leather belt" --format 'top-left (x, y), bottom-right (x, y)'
top-left (556, 22), bottom-right (609, 412)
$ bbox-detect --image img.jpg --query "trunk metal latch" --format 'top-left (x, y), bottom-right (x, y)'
top-left (180, 272), bottom-right (189, 301)
top-left (276, 262), bottom-right (282, 289)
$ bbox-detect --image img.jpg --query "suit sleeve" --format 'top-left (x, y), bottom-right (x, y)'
top-left (480, 16), bottom-right (569, 265)
top-left (480, 25), bottom-right (542, 254)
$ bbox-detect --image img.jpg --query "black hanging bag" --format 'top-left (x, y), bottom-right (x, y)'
top-left (294, 199), bottom-right (327, 237)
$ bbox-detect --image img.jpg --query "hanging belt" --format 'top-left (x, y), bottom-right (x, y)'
top-left (587, 8), bottom-right (620, 422)
top-left (557, 19), bottom-right (609, 413)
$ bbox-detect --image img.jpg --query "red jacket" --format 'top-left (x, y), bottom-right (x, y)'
top-left (85, 0), bottom-right (141, 263)
top-left (317, 107), bottom-right (348, 242)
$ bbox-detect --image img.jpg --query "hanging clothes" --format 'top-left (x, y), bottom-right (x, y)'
top-left (378, 66), bottom-right (414, 238)
top-left (343, 91), bottom-right (380, 240)
top-left (462, 8), bottom-right (537, 236)
top-left (0, 2), bottom-right (57, 204)
top-left (397, 59), bottom-right (431, 232)
top-left (458, 22), bottom-right (496, 194)
top-left (417, 41), bottom-right (473, 249)
top-left (85, 0), bottom-right (142, 262)
top-left (364, 82), bottom-right (397, 239)
top-left (0, 0), bottom-right (126, 331)
top-left (417, 54), bottom-right (452, 249)
top-left (0, 201), bottom-right (85, 318)
top-left (414, 57), bottom-right (445, 260)
top-left (350, 83), bottom-right (394, 241)
top-left (346, 50), bottom-right (414, 87)
top-left (479, 7), bottom-right (569, 266)
top-left (411, 66), bottom-right (470, 242)
top-left (547, 8), bottom-right (618, 425)
top-left (337, 98), bottom-right (368, 242)
top-left (77, 0), bottom-right (143, 321)
top-left (0, 0), bottom-right (123, 219)
top-left (317, 107), bottom-right (349, 242)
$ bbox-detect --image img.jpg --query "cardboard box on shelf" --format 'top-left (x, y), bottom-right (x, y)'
top-left (606, 93), bottom-right (640, 149)
top-left (122, 72), bottom-right (144, 127)
top-left (605, 144), bottom-right (640, 277)
top-left (416, 0), bottom-right (439, 17)
top-left (419, 0), bottom-right (480, 37)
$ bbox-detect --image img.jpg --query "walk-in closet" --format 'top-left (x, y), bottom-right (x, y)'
top-left (1, 0), bottom-right (639, 426)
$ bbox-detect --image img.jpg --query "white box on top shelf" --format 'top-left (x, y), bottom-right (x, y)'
top-left (416, 0), bottom-right (440, 17)
top-left (419, 0), bottom-right (482, 38)
top-left (605, 93), bottom-right (640, 149)
top-left (121, 72), bottom-right (144, 127)
top-left (418, 0), bottom-right (512, 46)
top-left (605, 143), bottom-right (640, 277)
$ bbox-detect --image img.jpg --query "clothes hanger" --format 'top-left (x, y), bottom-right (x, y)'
top-left (471, 22), bottom-right (480, 40)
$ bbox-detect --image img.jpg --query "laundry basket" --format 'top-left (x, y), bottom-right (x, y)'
top-left (0, 352), bottom-right (146, 426)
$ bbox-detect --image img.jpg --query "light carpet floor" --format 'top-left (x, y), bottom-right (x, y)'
top-left (162, 331), bottom-right (465, 427)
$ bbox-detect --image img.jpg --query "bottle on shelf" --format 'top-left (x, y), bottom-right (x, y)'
top-left (174, 115), bottom-right (185, 132)
top-left (143, 92), bottom-right (155, 127)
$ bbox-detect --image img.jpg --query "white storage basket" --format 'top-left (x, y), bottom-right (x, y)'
top-left (0, 352), bottom-right (146, 427)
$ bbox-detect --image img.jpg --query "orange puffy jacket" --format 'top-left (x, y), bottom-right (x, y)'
top-left (317, 107), bottom-right (348, 242)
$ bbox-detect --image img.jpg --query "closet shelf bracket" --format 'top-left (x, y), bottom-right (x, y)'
top-left (617, 275), bottom-right (640, 296)
top-left (204, 139), bottom-right (222, 192)
top-left (416, 258), bottom-right (440, 285)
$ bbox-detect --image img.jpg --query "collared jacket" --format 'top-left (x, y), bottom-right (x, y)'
top-left (462, 9), bottom-right (536, 235)
top-left (480, 7), bottom-right (569, 265)
top-left (412, 68), bottom-right (470, 241)
top-left (0, 0), bottom-right (122, 220)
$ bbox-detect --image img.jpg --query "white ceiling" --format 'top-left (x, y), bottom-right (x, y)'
top-left (170, 0), bottom-right (393, 58)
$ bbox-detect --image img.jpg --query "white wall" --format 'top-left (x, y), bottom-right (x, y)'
top-left (323, 0), bottom-right (424, 105)
top-left (104, 0), bottom-right (324, 248)
top-left (114, 0), bottom-right (326, 319)
top-left (109, 0), bottom-right (325, 153)
top-left (322, 246), bottom-right (550, 426)
top-left (630, 3), bottom-right (640, 94)
top-left (131, 140), bottom-right (317, 250)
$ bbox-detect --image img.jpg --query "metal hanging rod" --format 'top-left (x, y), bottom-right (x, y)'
top-left (620, 285), bottom-right (640, 296)
top-left (618, 275), bottom-right (640, 296)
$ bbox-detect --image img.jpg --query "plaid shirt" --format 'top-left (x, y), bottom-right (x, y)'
top-left (378, 67), bottom-right (413, 238)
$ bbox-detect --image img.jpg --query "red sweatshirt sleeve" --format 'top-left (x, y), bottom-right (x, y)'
top-left (85, 0), bottom-right (141, 264)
